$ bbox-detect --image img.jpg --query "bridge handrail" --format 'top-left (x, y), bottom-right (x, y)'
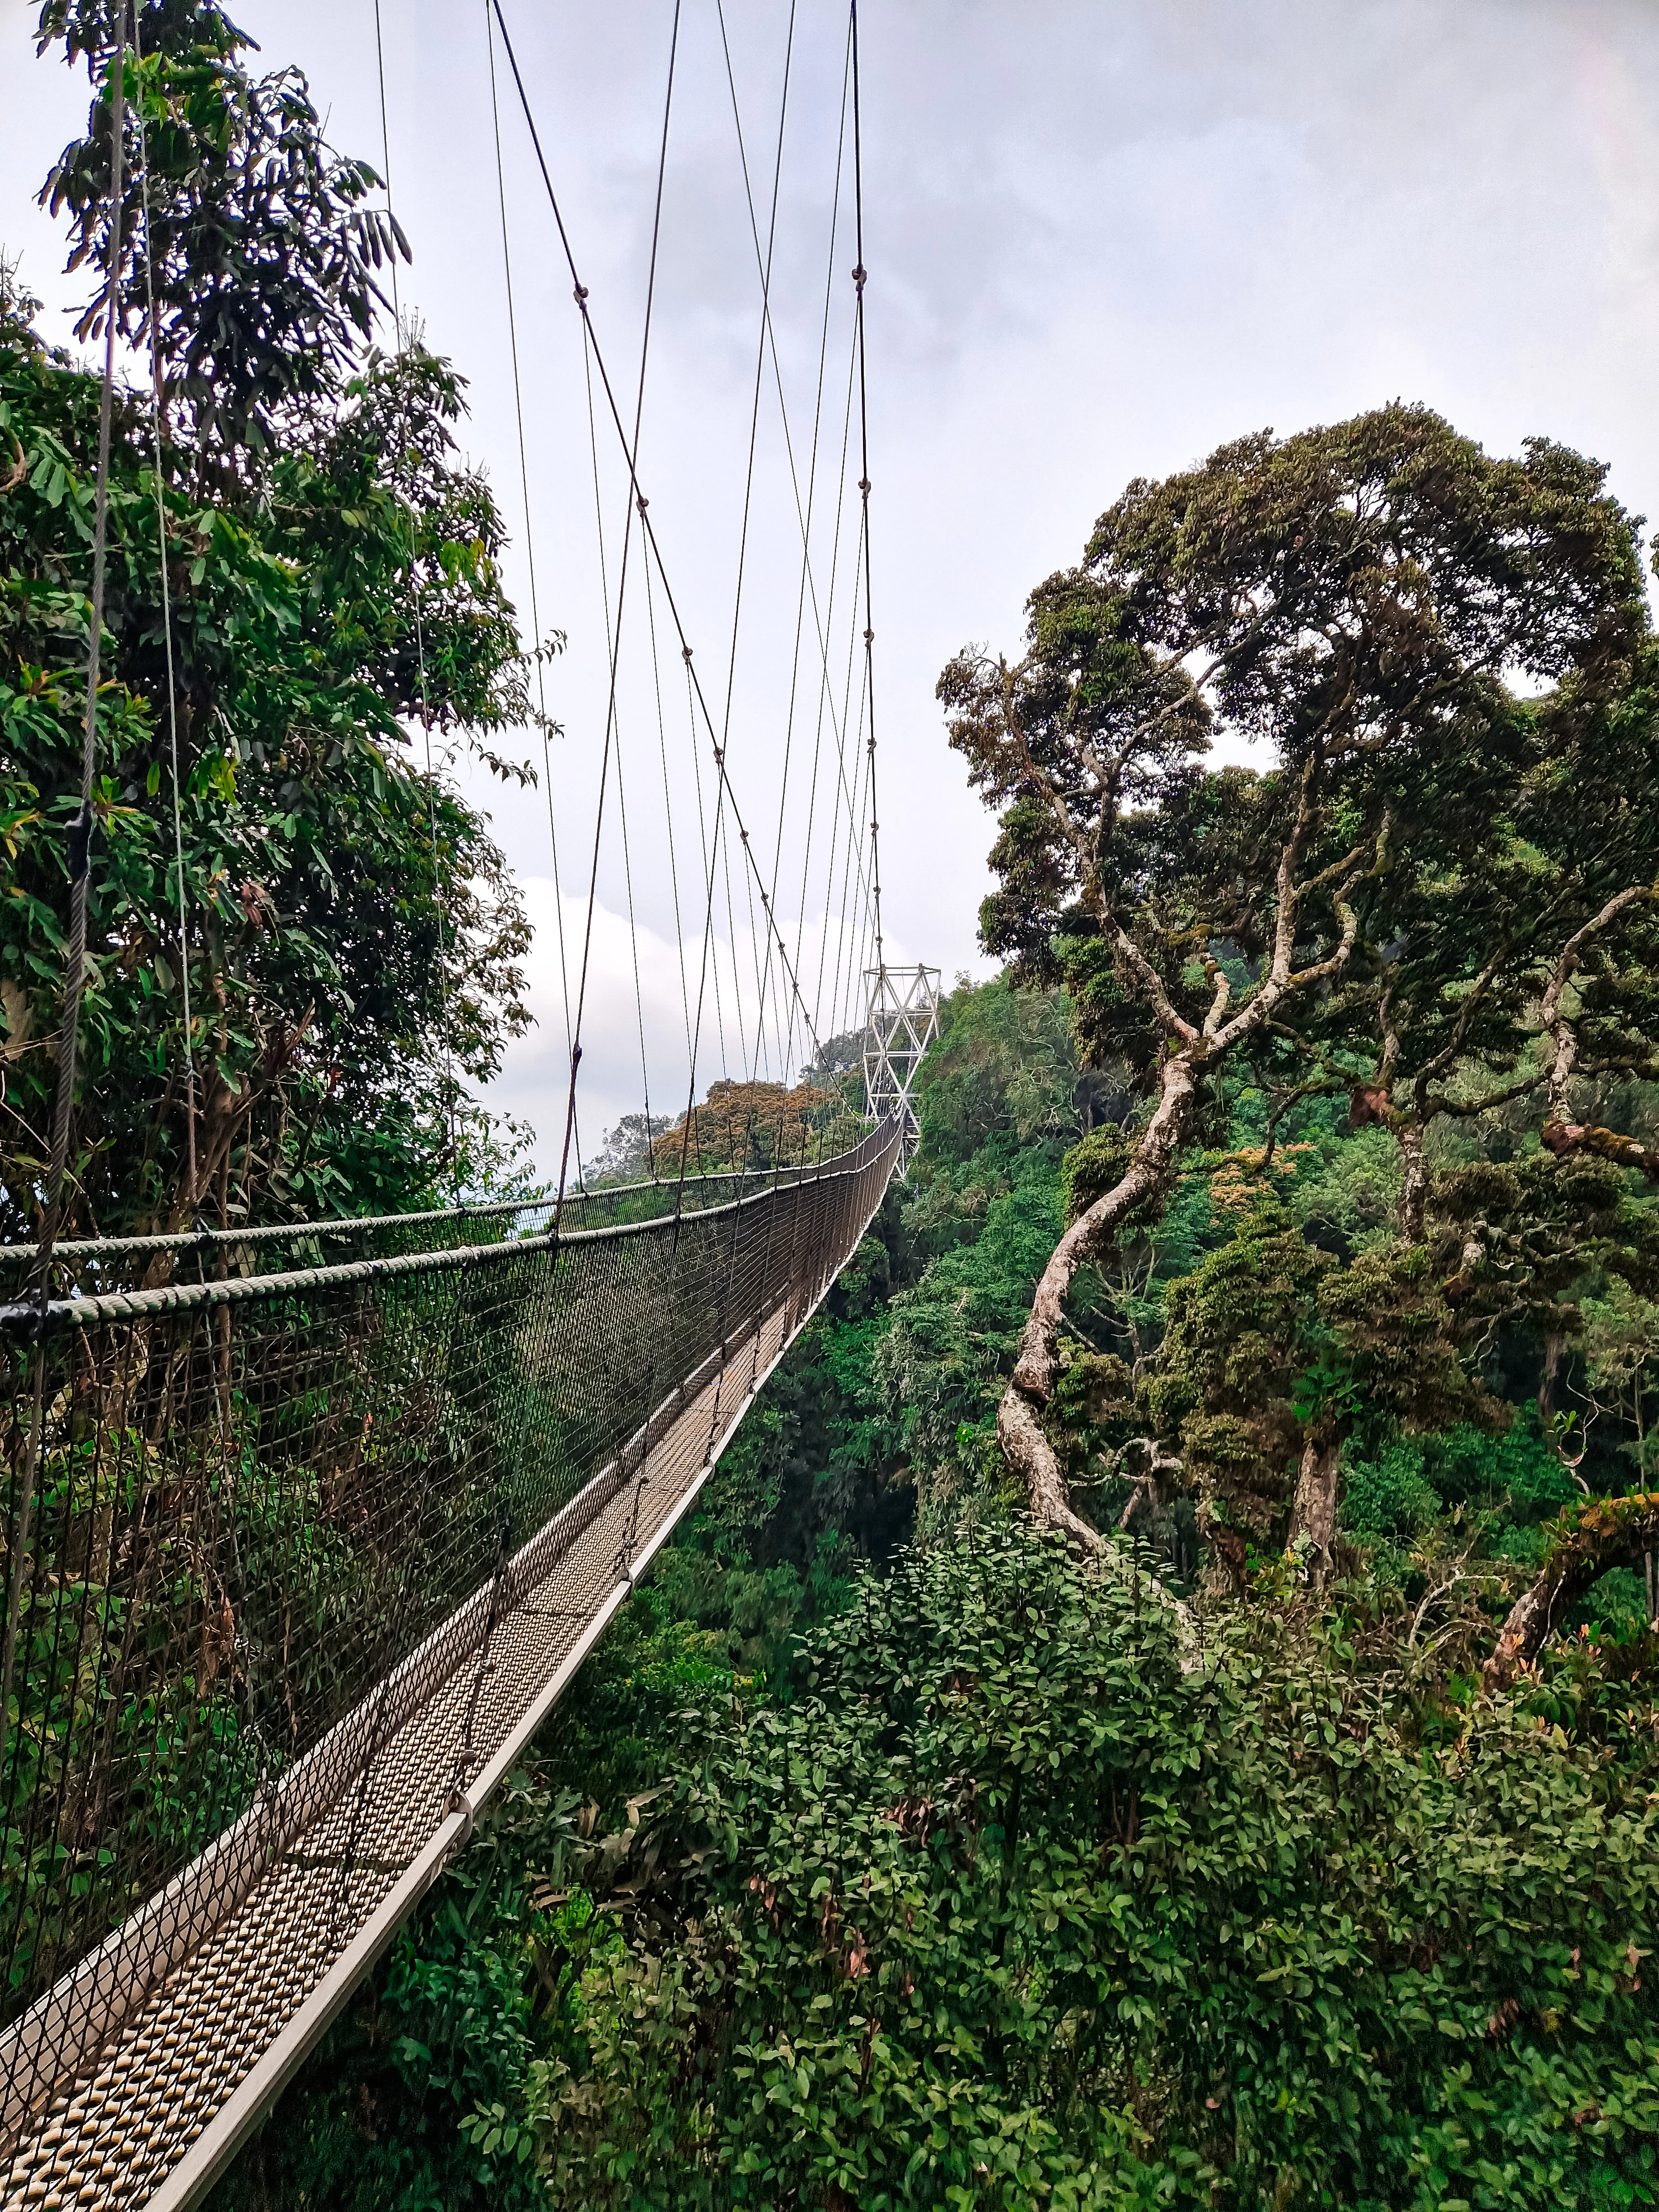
top-left (0, 1151), bottom-right (839, 1275)
top-left (0, 1114), bottom-right (901, 2191)
top-left (0, 1131), bottom-right (886, 1339)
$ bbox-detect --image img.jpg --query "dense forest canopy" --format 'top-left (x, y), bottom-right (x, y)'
top-left (4, 3), bottom-right (1658, 2207)
top-left (212, 969), bottom-right (1659, 2212)
top-left (2, 0), bottom-right (538, 1241)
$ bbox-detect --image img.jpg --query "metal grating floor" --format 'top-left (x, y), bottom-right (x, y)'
top-left (0, 1304), bottom-right (793, 2211)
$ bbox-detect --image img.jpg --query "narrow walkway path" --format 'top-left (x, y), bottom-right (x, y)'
top-left (2, 1300), bottom-right (794, 2210)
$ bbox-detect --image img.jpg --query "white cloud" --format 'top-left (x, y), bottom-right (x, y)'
top-left (489, 880), bottom-right (905, 1177)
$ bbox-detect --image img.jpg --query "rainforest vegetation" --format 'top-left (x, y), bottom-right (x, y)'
top-left (3, 4), bottom-right (1658, 2209)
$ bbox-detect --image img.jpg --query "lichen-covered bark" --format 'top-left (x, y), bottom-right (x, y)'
top-left (1484, 1489), bottom-right (1659, 1691)
top-left (1287, 1432), bottom-right (1340, 1584)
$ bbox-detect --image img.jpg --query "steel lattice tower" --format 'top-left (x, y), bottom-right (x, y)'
top-left (863, 966), bottom-right (941, 1172)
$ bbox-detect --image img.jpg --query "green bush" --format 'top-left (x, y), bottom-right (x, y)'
top-left (516, 1526), bottom-right (1659, 2210)
top-left (1060, 1122), bottom-right (1134, 1224)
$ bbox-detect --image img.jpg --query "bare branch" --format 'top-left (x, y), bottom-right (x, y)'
top-left (1541, 884), bottom-right (1656, 1124)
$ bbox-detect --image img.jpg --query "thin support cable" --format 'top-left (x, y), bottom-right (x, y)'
top-left (372, 0), bottom-right (400, 330)
top-left (716, 2), bottom-right (855, 1067)
top-left (717, 5), bottom-right (870, 951)
top-left (489, 0), bottom-right (825, 1082)
top-left (484, 0), bottom-right (574, 1073)
top-left (766, 37), bottom-right (854, 1075)
top-left (131, 17), bottom-right (197, 1211)
top-left (578, 324), bottom-right (655, 1163)
top-left (793, 312), bottom-right (879, 1032)
top-left (794, 317), bottom-right (861, 1051)
top-left (707, 0), bottom-right (797, 1091)
top-left (34, 37), bottom-right (126, 1291)
top-left (686, 650), bottom-right (731, 1095)
top-left (851, 0), bottom-right (885, 978)
top-left (4, 20), bottom-right (127, 1767)
top-left (815, 510), bottom-right (869, 1027)
top-left (641, 546), bottom-right (693, 1073)
top-left (550, 0), bottom-right (682, 1226)
top-left (830, 650), bottom-right (873, 1039)
top-left (373, 2), bottom-right (460, 1198)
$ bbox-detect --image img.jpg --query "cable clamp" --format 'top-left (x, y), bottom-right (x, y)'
top-left (573, 284), bottom-right (589, 304)
top-left (65, 799), bottom-right (94, 886)
top-left (852, 263), bottom-right (867, 288)
top-left (858, 477), bottom-right (870, 494)
top-left (637, 492), bottom-right (649, 514)
top-left (446, 1784), bottom-right (477, 1849)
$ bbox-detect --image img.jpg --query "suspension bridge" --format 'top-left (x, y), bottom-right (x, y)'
top-left (0, 2), bottom-right (938, 2202)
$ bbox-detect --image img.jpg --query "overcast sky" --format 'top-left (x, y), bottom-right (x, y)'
top-left (6, 0), bottom-right (1659, 1170)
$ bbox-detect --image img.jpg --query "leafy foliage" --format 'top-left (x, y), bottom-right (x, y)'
top-left (2, 11), bottom-right (536, 1237)
top-left (517, 1529), bottom-right (1658, 2210)
top-left (40, 0), bottom-right (405, 469)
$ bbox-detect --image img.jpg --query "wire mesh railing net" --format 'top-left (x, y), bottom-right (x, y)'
top-left (0, 1118), bottom-right (898, 2154)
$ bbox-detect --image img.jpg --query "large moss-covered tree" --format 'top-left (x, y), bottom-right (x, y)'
top-left (941, 406), bottom-right (1659, 1591)
top-left (1, 0), bottom-right (540, 1240)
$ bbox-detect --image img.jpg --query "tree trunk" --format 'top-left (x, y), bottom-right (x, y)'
top-left (1397, 1120), bottom-right (1427, 1244)
top-left (1287, 1431), bottom-right (1340, 1584)
top-left (998, 1046), bottom-right (1203, 1549)
top-left (1537, 1329), bottom-right (1563, 1424)
top-left (1484, 1489), bottom-right (1659, 1691)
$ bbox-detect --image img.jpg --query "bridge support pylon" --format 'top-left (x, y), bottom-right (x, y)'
top-left (863, 964), bottom-right (941, 1174)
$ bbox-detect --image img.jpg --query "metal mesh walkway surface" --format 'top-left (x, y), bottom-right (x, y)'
top-left (0, 1118), bottom-right (899, 2208)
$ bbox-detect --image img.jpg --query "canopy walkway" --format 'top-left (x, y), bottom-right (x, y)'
top-left (0, 1115), bottom-right (899, 2204)
top-left (0, 0), bottom-right (941, 2196)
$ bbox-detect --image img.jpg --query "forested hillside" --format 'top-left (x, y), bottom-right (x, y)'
top-left (6, 6), bottom-right (1658, 2208)
top-left (215, 966), bottom-right (1659, 2210)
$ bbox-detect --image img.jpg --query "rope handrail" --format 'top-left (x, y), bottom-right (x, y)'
top-left (0, 1127), bottom-right (888, 1336)
top-left (0, 1150), bottom-right (826, 1273)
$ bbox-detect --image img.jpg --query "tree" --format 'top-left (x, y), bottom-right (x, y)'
top-left (39, 0), bottom-right (404, 476)
top-left (942, 405), bottom-right (1654, 1556)
top-left (582, 1112), bottom-right (671, 1187)
top-left (1, 6), bottom-right (538, 1239)
top-left (648, 1078), bottom-right (858, 1179)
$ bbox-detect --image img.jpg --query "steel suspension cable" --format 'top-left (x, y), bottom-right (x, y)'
top-left (714, 0), bottom-right (861, 1074)
top-left (850, 0), bottom-right (885, 977)
top-left (546, 0), bottom-right (681, 1219)
top-left (683, 645), bottom-right (732, 1097)
top-left (578, 320), bottom-right (658, 1167)
top-left (373, 0), bottom-right (460, 1198)
top-left (33, 37), bottom-right (124, 1296)
top-left (831, 602), bottom-right (878, 1039)
top-left (641, 536), bottom-right (694, 1075)
top-left (130, 10), bottom-right (197, 1212)
top-left (815, 509), bottom-right (869, 1032)
top-left (797, 312), bottom-right (863, 1048)
top-left (484, 0), bottom-right (576, 1086)
top-left (488, 0), bottom-right (826, 1086)
top-left (702, 0), bottom-right (798, 1097)
top-left (4, 17), bottom-right (127, 1767)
